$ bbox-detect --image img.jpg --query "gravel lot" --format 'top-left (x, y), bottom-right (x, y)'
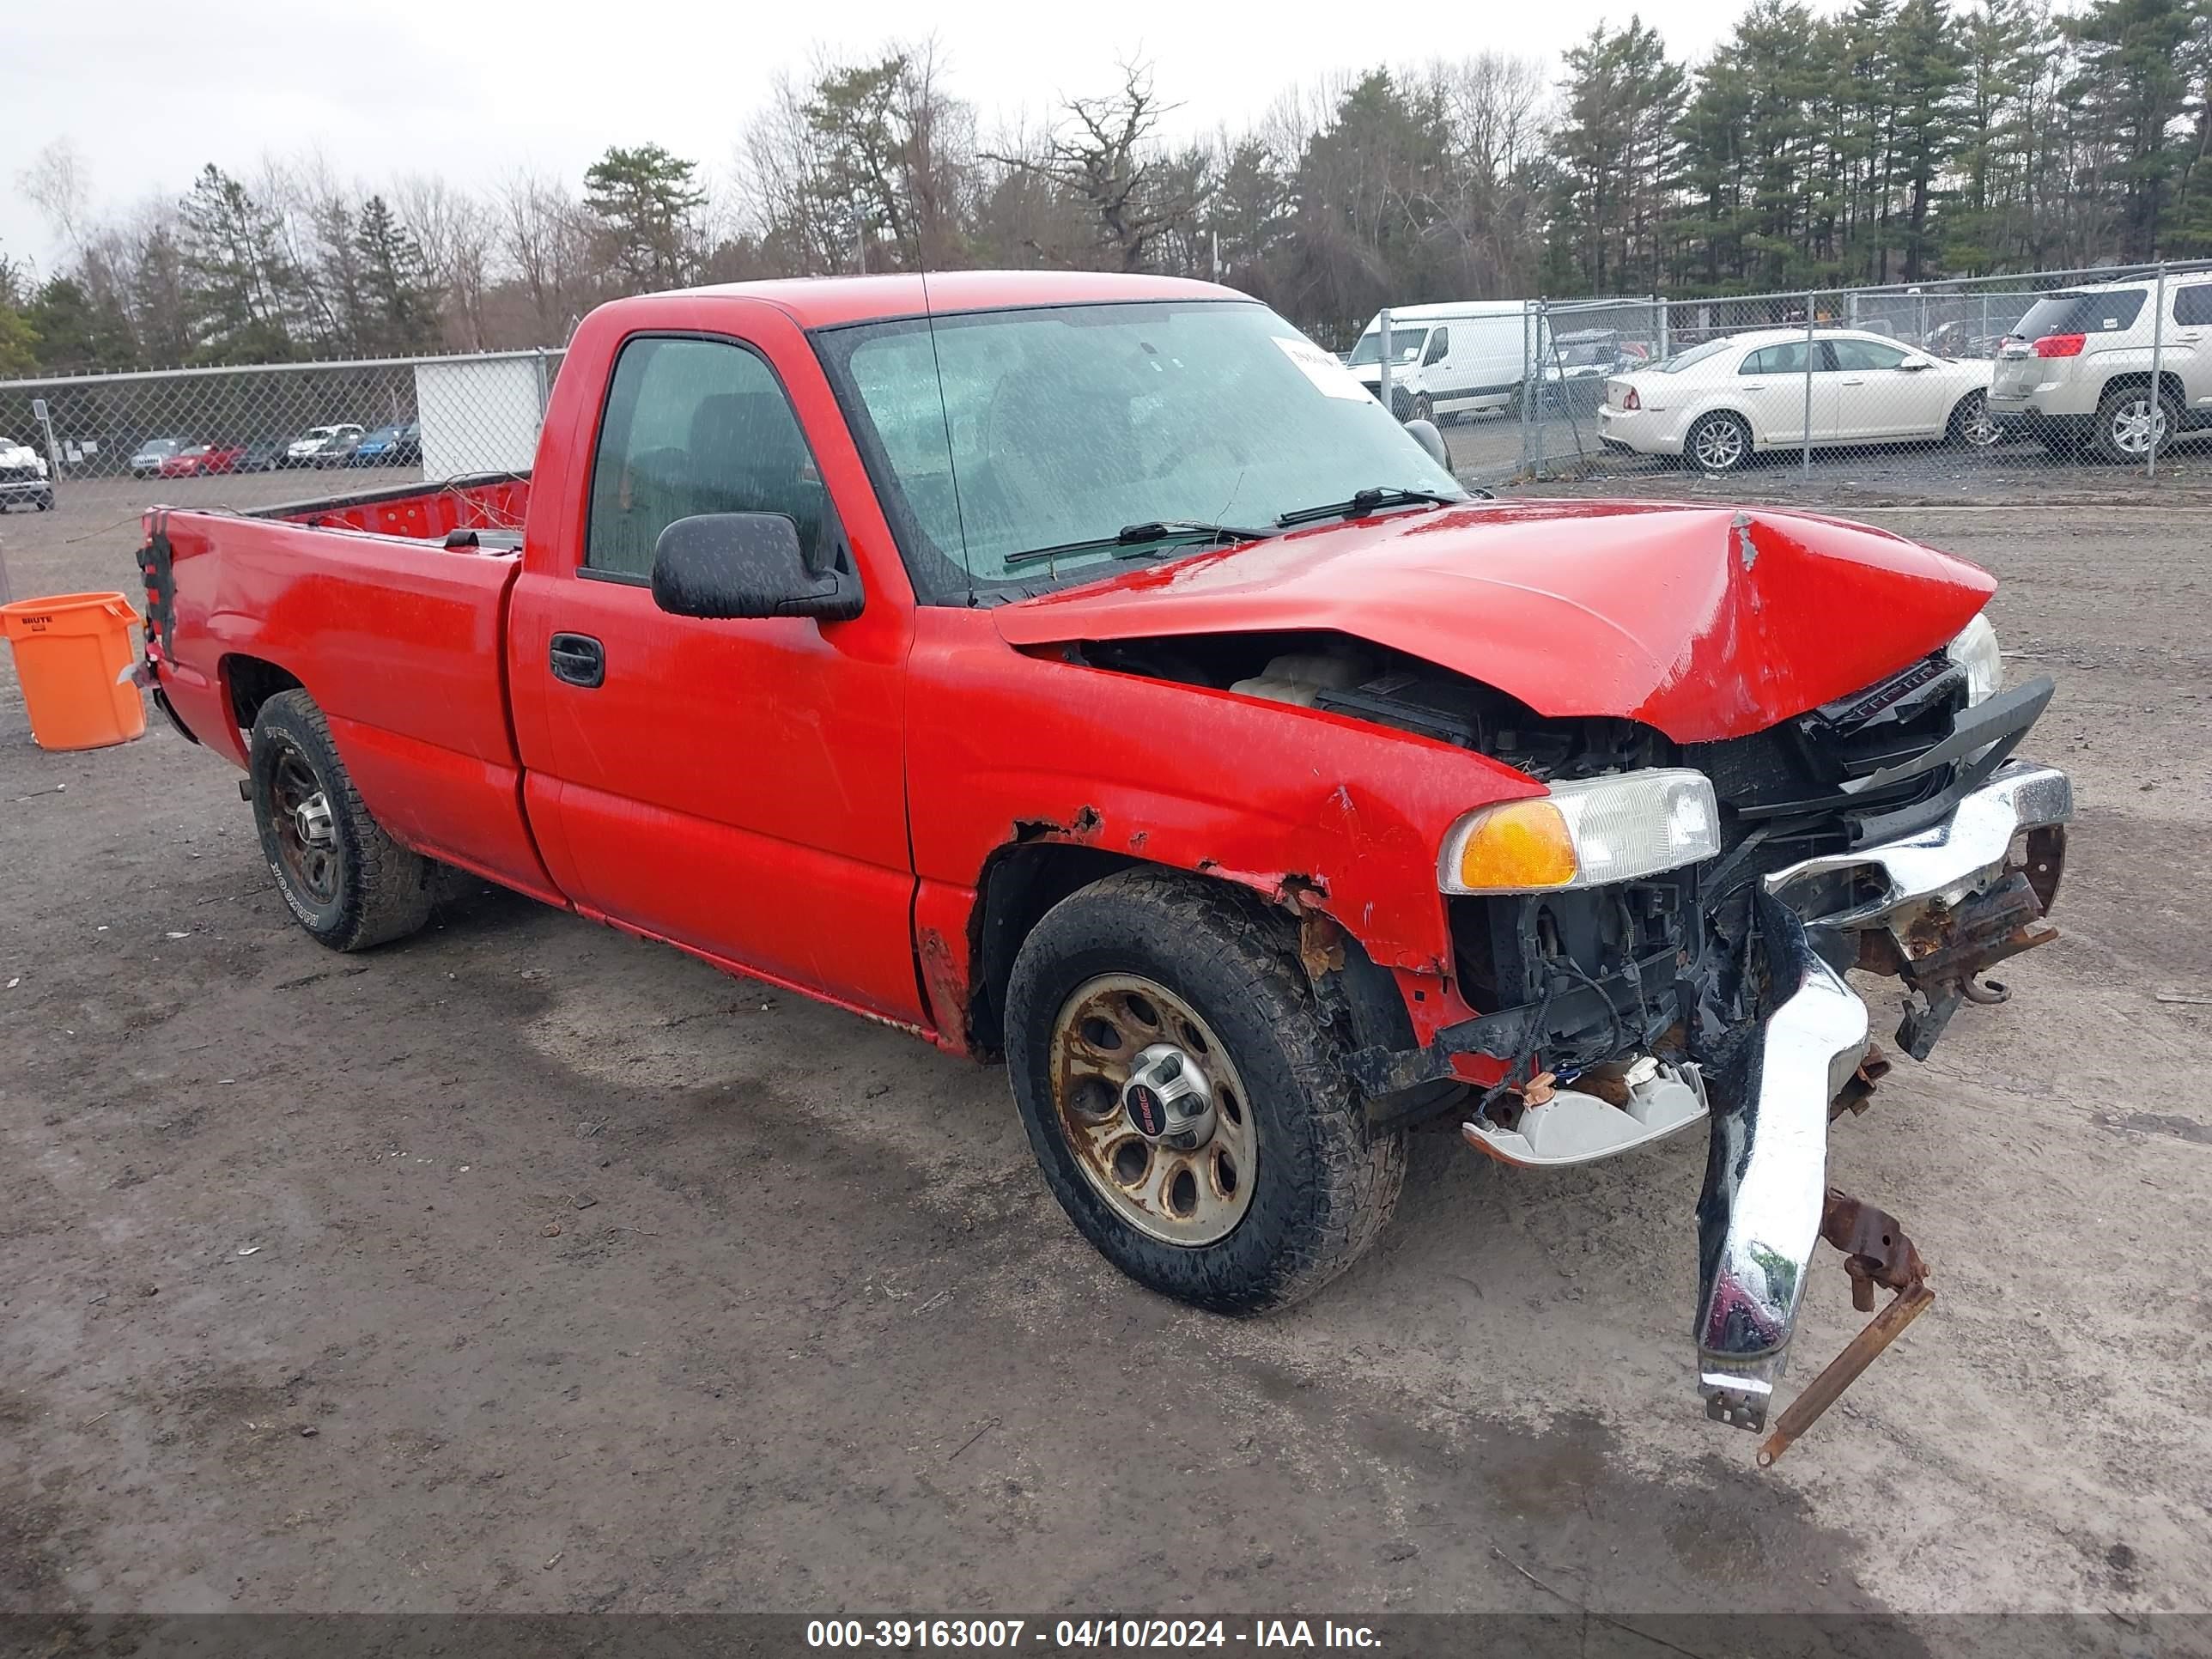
top-left (2, 473), bottom-right (2208, 1621)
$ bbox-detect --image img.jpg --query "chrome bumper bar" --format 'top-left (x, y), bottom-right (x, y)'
top-left (1694, 760), bottom-right (2072, 1432)
top-left (1762, 761), bottom-right (2073, 931)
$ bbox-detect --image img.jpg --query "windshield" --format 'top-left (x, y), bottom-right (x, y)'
top-left (364, 426), bottom-right (402, 442)
top-left (1347, 327), bottom-right (1428, 366)
top-left (139, 439), bottom-right (179, 455)
top-left (817, 300), bottom-right (1465, 602)
top-left (1559, 340), bottom-right (1615, 367)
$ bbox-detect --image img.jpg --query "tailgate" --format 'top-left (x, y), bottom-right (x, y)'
top-left (139, 505), bottom-right (557, 900)
top-left (1991, 353), bottom-right (2040, 398)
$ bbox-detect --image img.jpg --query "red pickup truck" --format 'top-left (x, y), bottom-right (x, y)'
top-left (137, 270), bottom-right (2071, 1444)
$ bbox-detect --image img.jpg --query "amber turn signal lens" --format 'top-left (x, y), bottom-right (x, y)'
top-left (1449, 800), bottom-right (1579, 893)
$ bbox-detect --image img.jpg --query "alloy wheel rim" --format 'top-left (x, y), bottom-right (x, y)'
top-left (270, 748), bottom-right (338, 906)
top-left (1960, 398), bottom-right (2000, 447)
top-left (1696, 421), bottom-right (1745, 469)
top-left (2113, 398), bottom-right (2166, 455)
top-left (1048, 973), bottom-right (1256, 1247)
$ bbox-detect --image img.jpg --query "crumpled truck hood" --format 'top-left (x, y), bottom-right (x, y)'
top-left (992, 499), bottom-right (1996, 743)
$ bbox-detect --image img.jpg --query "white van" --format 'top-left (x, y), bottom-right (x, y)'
top-left (1346, 301), bottom-right (1544, 422)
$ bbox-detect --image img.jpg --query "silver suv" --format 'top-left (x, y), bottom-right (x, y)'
top-left (1989, 276), bottom-right (2212, 460)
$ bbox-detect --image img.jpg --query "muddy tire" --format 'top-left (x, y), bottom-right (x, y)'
top-left (249, 690), bottom-right (433, 951)
top-left (1004, 869), bottom-right (1405, 1314)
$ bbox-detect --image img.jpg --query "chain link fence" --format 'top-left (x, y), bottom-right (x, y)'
top-left (0, 349), bottom-right (563, 520)
top-left (1458, 259), bottom-right (2212, 491)
top-left (11, 261), bottom-right (2212, 533)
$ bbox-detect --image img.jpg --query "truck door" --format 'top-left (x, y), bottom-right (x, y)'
top-left (509, 329), bottom-right (922, 1024)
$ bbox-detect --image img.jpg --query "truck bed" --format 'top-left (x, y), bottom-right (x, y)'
top-left (137, 472), bottom-right (562, 903)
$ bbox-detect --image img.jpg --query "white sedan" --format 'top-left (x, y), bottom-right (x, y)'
top-left (1596, 327), bottom-right (2000, 472)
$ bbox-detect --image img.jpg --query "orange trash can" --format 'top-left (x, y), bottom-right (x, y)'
top-left (2, 592), bottom-right (148, 750)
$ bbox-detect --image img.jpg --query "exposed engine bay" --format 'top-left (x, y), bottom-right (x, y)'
top-left (1071, 627), bottom-right (2071, 1455)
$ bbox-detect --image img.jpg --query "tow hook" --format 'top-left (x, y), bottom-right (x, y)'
top-left (1755, 1189), bottom-right (1934, 1468)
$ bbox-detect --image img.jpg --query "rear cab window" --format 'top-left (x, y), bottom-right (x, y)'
top-left (585, 335), bottom-right (834, 580)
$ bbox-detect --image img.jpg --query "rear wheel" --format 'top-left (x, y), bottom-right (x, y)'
top-left (2093, 384), bottom-right (2179, 464)
top-left (1005, 870), bottom-right (1404, 1313)
top-left (1686, 410), bottom-right (1754, 473)
top-left (249, 690), bottom-right (434, 951)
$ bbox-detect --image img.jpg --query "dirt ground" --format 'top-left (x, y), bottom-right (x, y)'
top-left (1, 475), bottom-right (2208, 1622)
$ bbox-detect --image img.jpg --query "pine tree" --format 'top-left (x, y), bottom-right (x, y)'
top-left (582, 144), bottom-right (708, 290)
top-left (25, 276), bottom-right (137, 371)
top-left (356, 196), bottom-right (439, 353)
top-left (1890, 0), bottom-right (1968, 279)
top-left (177, 165), bottom-right (301, 364)
top-left (1552, 16), bottom-right (1688, 294)
top-left (2063, 0), bottom-right (2210, 258)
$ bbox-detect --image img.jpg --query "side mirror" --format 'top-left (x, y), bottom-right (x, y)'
top-left (1403, 417), bottom-right (1450, 469)
top-left (649, 513), bottom-right (862, 623)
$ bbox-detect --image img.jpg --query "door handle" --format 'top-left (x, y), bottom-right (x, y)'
top-left (1839, 378), bottom-right (1866, 386)
top-left (549, 632), bottom-right (605, 689)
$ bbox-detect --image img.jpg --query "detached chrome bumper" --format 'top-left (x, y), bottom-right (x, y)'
top-left (1694, 761), bottom-right (2072, 1432)
top-left (1763, 762), bottom-right (2072, 933)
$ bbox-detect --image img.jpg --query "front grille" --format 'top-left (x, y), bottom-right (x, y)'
top-left (0, 465), bottom-right (38, 483)
top-left (1686, 654), bottom-right (1966, 888)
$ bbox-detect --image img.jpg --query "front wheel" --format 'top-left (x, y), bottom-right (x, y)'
top-left (1685, 410), bottom-right (1754, 473)
top-left (1412, 392), bottom-right (1434, 426)
top-left (1005, 871), bottom-right (1405, 1314)
top-left (249, 690), bottom-right (434, 951)
top-left (1948, 392), bottom-right (2001, 449)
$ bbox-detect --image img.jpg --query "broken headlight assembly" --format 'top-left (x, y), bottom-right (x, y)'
top-left (1437, 768), bottom-right (1720, 895)
top-left (1945, 611), bottom-right (2001, 706)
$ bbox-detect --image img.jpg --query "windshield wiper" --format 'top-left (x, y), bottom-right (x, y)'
top-left (1273, 485), bottom-right (1465, 528)
top-left (1001, 520), bottom-right (1277, 569)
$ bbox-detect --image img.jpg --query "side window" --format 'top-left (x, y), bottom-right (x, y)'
top-left (1743, 341), bottom-right (1815, 374)
top-left (1829, 338), bottom-right (1909, 372)
top-left (2174, 285), bottom-right (2212, 327)
top-left (1423, 328), bottom-right (1449, 367)
top-left (586, 335), bottom-right (830, 580)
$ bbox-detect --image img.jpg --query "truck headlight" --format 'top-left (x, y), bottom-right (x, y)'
top-left (1439, 769), bottom-right (1720, 895)
top-left (1946, 612), bottom-right (2001, 705)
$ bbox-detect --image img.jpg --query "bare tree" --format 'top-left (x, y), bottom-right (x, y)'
top-left (985, 62), bottom-right (1212, 270)
top-left (394, 174), bottom-right (493, 349)
top-left (19, 137), bottom-right (91, 253)
top-left (497, 170), bottom-right (594, 341)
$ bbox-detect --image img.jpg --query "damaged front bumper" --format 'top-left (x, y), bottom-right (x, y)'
top-left (1349, 759), bottom-right (2073, 1446)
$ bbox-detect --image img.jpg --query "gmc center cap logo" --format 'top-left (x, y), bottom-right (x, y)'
top-left (1124, 1082), bottom-right (1167, 1139)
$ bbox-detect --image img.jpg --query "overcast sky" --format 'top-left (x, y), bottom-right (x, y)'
top-left (3, 0), bottom-right (1751, 275)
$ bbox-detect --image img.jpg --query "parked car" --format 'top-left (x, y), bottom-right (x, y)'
top-left (158, 441), bottom-right (246, 478)
top-left (1539, 329), bottom-right (1645, 413)
top-left (0, 435), bottom-right (53, 511)
top-left (240, 436), bottom-right (290, 472)
top-left (313, 428), bottom-right (367, 467)
top-left (348, 422), bottom-right (422, 467)
top-left (1596, 327), bottom-right (2001, 472)
top-left (284, 425), bottom-right (363, 467)
top-left (1346, 301), bottom-right (1543, 422)
top-left (137, 271), bottom-right (2071, 1446)
top-left (130, 437), bottom-right (186, 477)
top-left (1989, 276), bottom-right (2212, 461)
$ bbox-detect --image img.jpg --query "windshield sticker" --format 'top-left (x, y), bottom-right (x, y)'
top-left (1273, 336), bottom-right (1375, 400)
